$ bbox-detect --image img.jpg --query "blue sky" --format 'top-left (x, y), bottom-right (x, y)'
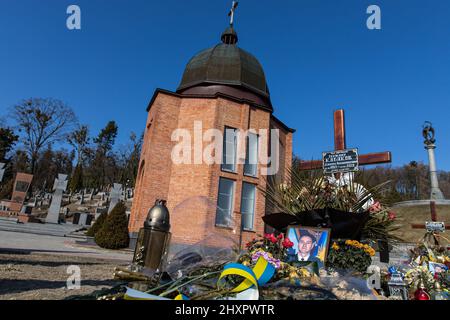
top-left (1, 0), bottom-right (449, 170)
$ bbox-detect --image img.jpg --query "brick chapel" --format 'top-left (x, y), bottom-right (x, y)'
top-left (128, 24), bottom-right (294, 250)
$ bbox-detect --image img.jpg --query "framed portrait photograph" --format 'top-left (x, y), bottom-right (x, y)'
top-left (429, 262), bottom-right (448, 276)
top-left (285, 226), bottom-right (331, 268)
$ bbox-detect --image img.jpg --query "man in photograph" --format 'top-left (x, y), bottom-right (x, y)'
top-left (288, 230), bottom-right (322, 267)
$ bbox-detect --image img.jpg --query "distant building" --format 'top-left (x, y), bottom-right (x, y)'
top-left (128, 25), bottom-right (294, 250)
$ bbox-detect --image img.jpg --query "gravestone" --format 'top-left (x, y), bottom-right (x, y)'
top-left (95, 206), bottom-right (107, 219)
top-left (78, 213), bottom-right (88, 225)
top-left (77, 191), bottom-right (84, 205)
top-left (46, 174), bottom-right (68, 224)
top-left (11, 173), bottom-right (33, 204)
top-left (0, 163), bottom-right (5, 182)
top-left (85, 190), bottom-right (92, 201)
top-left (73, 212), bottom-right (92, 226)
top-left (108, 183), bottom-right (122, 213)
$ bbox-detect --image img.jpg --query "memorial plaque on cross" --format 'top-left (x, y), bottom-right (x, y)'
top-left (411, 201), bottom-right (449, 231)
top-left (299, 109), bottom-right (392, 174)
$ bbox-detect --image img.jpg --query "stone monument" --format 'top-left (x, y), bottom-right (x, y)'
top-left (46, 174), bottom-right (68, 224)
top-left (108, 183), bottom-right (122, 213)
top-left (422, 122), bottom-right (445, 200)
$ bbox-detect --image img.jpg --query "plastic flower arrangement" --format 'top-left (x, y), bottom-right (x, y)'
top-left (327, 240), bottom-right (375, 273)
top-left (264, 170), bottom-right (402, 243)
top-left (404, 243), bottom-right (450, 295)
top-left (240, 233), bottom-right (313, 282)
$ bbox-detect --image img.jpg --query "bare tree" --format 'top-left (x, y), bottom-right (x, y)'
top-left (12, 98), bottom-right (78, 175)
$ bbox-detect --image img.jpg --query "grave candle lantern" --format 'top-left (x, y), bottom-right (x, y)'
top-left (414, 280), bottom-right (430, 301)
top-left (387, 272), bottom-right (409, 300)
top-left (132, 199), bottom-right (171, 273)
top-left (432, 281), bottom-right (447, 300)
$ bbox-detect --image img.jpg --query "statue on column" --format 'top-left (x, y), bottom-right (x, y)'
top-left (422, 122), bottom-right (445, 200)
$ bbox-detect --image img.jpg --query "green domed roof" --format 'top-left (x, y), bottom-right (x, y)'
top-left (177, 28), bottom-right (270, 98)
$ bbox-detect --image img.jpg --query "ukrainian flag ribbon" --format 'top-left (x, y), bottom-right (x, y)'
top-left (123, 256), bottom-right (275, 300)
top-left (123, 288), bottom-right (189, 300)
top-left (218, 256), bottom-right (276, 293)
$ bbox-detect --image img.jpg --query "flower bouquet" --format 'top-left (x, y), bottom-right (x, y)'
top-left (263, 169), bottom-right (401, 242)
top-left (327, 240), bottom-right (376, 273)
top-left (85, 232), bottom-right (382, 301)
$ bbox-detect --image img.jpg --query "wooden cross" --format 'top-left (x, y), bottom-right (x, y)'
top-left (411, 201), bottom-right (450, 230)
top-left (299, 109), bottom-right (392, 171)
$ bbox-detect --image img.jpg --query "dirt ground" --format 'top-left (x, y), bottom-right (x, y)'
top-left (391, 204), bottom-right (450, 243)
top-left (0, 250), bottom-right (127, 300)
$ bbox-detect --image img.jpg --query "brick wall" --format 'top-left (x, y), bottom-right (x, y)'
top-left (129, 90), bottom-right (293, 251)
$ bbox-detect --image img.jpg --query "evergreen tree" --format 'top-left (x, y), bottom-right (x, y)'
top-left (0, 127), bottom-right (19, 161)
top-left (69, 164), bottom-right (83, 192)
top-left (94, 202), bottom-right (129, 249)
top-left (86, 212), bottom-right (107, 237)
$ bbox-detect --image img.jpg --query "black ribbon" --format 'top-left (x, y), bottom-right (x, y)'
top-left (262, 207), bottom-right (370, 240)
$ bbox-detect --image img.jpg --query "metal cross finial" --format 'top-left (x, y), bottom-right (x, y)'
top-left (228, 1), bottom-right (239, 26)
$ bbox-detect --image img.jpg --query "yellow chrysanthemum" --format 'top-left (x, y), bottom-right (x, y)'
top-left (332, 242), bottom-right (340, 250)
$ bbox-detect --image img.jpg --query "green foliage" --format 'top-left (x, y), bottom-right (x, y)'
top-left (327, 240), bottom-right (374, 273)
top-left (263, 167), bottom-right (402, 242)
top-left (265, 167), bottom-right (390, 214)
top-left (94, 121), bottom-right (118, 153)
top-left (86, 212), bottom-right (107, 237)
top-left (69, 164), bottom-right (83, 192)
top-left (0, 127), bottom-right (19, 161)
top-left (94, 202), bottom-right (129, 249)
top-left (68, 125), bottom-right (90, 163)
top-left (0, 178), bottom-right (14, 200)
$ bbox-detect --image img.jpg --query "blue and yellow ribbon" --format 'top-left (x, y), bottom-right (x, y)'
top-left (124, 256), bottom-right (275, 300)
top-left (218, 256), bottom-right (275, 293)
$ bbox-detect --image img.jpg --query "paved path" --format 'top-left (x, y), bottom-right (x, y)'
top-left (0, 230), bottom-right (133, 262)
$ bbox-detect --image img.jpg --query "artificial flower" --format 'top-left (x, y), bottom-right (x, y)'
top-left (388, 211), bottom-right (396, 220)
top-left (369, 201), bottom-right (382, 213)
top-left (331, 242), bottom-right (340, 251)
top-left (264, 233), bottom-right (278, 244)
top-left (282, 238), bottom-right (294, 249)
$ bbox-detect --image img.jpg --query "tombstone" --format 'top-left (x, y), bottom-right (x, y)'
top-left (73, 212), bottom-right (92, 226)
top-left (11, 173), bottom-right (33, 204)
top-left (86, 190), bottom-right (94, 201)
top-left (63, 207), bottom-right (70, 217)
top-left (45, 174), bottom-right (68, 224)
top-left (20, 205), bottom-right (33, 215)
top-left (95, 207), bottom-right (107, 219)
top-left (0, 163), bottom-right (5, 182)
top-left (76, 191), bottom-right (84, 205)
top-left (108, 183), bottom-right (122, 213)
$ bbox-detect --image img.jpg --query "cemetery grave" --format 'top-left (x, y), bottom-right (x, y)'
top-left (0, 2), bottom-right (449, 304)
